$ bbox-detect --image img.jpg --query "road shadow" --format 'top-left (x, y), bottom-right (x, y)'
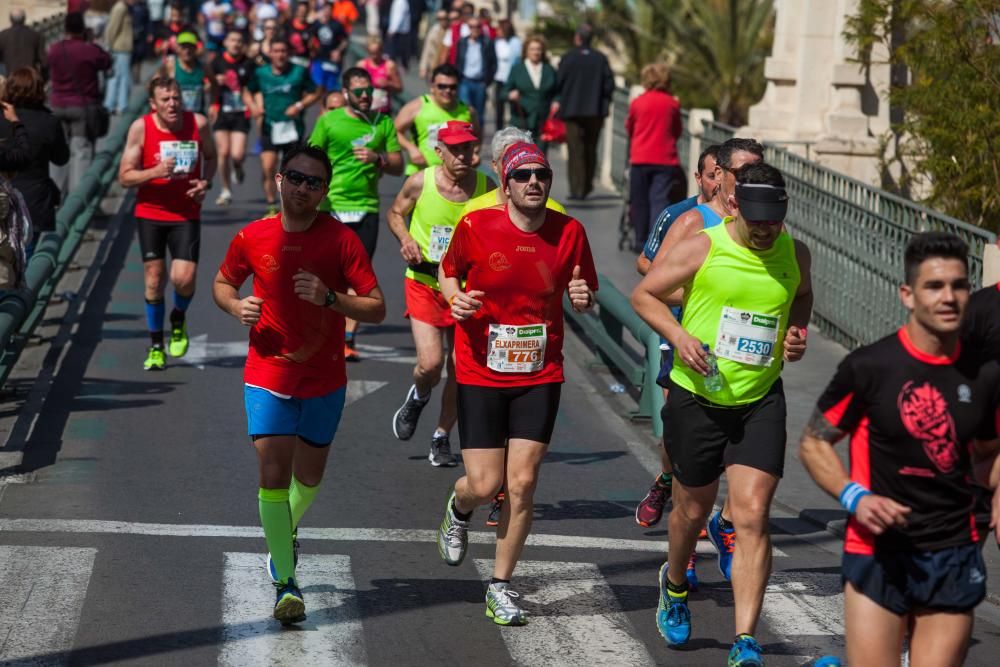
top-left (533, 499), bottom-right (634, 521)
top-left (543, 450), bottom-right (627, 465)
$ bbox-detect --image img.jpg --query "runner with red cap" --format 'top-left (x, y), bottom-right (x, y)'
top-left (387, 120), bottom-right (493, 466)
top-left (434, 141), bottom-right (598, 625)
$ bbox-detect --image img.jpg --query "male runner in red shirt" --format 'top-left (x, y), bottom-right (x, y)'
top-left (213, 145), bottom-right (386, 625)
top-left (435, 142), bottom-right (598, 625)
top-left (800, 231), bottom-right (1000, 666)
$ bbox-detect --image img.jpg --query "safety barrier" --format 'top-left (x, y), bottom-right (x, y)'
top-left (0, 88), bottom-right (148, 387)
top-left (563, 275), bottom-right (664, 437)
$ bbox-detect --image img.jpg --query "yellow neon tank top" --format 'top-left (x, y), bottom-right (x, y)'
top-left (669, 218), bottom-right (800, 405)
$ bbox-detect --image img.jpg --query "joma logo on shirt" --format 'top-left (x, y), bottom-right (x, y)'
top-left (515, 245), bottom-right (536, 253)
top-left (282, 246), bottom-right (302, 252)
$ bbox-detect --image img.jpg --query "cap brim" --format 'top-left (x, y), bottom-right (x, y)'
top-left (439, 133), bottom-right (478, 145)
top-left (739, 199), bottom-right (788, 222)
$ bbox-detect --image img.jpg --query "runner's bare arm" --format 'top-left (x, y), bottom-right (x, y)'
top-left (393, 98), bottom-right (422, 159)
top-left (382, 149), bottom-right (405, 176)
top-left (800, 409), bottom-right (911, 535)
top-left (196, 113), bottom-right (218, 181)
top-left (439, 271), bottom-right (483, 322)
top-left (784, 240), bottom-right (814, 362)
top-left (212, 270), bottom-right (263, 327)
top-left (645, 209), bottom-right (707, 303)
top-left (386, 171), bottom-right (424, 265)
top-left (384, 60), bottom-right (403, 93)
top-left (298, 86), bottom-right (323, 111)
top-left (118, 118), bottom-right (175, 187)
top-left (632, 233), bottom-right (711, 373)
top-left (292, 272), bottom-right (387, 324)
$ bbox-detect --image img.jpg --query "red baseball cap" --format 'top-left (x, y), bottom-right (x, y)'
top-left (437, 120), bottom-right (478, 146)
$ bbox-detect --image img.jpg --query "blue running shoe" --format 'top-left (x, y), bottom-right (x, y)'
top-left (267, 533), bottom-right (300, 583)
top-left (656, 561), bottom-right (691, 647)
top-left (708, 510), bottom-right (736, 581)
top-left (728, 633), bottom-right (764, 666)
top-left (273, 577), bottom-right (306, 625)
top-left (685, 551), bottom-right (699, 591)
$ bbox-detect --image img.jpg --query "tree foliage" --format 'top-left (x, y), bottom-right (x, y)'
top-left (844, 0), bottom-right (1000, 229)
top-left (539, 0), bottom-right (774, 125)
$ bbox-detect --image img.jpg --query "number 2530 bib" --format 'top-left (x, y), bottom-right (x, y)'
top-left (487, 324), bottom-right (546, 373)
top-left (714, 307), bottom-right (779, 367)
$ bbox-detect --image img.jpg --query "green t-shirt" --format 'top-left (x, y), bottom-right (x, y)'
top-left (309, 107), bottom-right (401, 213)
top-left (247, 63), bottom-right (316, 139)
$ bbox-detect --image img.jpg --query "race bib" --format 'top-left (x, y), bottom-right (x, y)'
top-left (351, 133), bottom-right (374, 149)
top-left (270, 120), bottom-right (300, 145)
top-left (290, 56), bottom-right (311, 69)
top-left (181, 87), bottom-right (200, 112)
top-left (426, 122), bottom-right (447, 151)
top-left (335, 211), bottom-right (366, 224)
top-left (372, 88), bottom-right (389, 111)
top-left (487, 324), bottom-right (546, 374)
top-left (221, 88), bottom-right (244, 113)
top-left (159, 140), bottom-right (198, 176)
top-left (427, 225), bottom-right (454, 262)
top-left (714, 306), bottom-right (780, 367)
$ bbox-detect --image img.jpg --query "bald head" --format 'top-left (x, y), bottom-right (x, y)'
top-left (10, 9), bottom-right (26, 25)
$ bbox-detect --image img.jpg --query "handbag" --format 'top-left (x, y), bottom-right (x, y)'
top-left (58, 41), bottom-right (111, 141)
top-left (540, 110), bottom-right (566, 144)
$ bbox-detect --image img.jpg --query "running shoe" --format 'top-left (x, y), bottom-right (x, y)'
top-left (215, 190), bottom-right (232, 206)
top-left (234, 162), bottom-right (245, 184)
top-left (728, 634), bottom-right (764, 666)
top-left (273, 577), bottom-right (306, 625)
top-left (267, 533), bottom-right (300, 583)
top-left (143, 346), bottom-right (166, 371)
top-left (685, 552), bottom-right (699, 591)
top-left (708, 510), bottom-right (736, 581)
top-left (429, 433), bottom-right (457, 467)
top-left (485, 582), bottom-right (527, 626)
top-left (656, 561), bottom-right (691, 647)
top-left (393, 384), bottom-right (429, 440)
top-left (265, 203), bottom-right (279, 217)
top-left (168, 321), bottom-right (189, 357)
top-left (486, 492), bottom-right (505, 527)
top-left (437, 489), bottom-right (469, 566)
top-left (635, 477), bottom-right (670, 527)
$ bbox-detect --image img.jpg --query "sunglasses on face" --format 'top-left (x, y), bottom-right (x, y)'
top-left (350, 86), bottom-right (374, 97)
top-left (435, 83), bottom-right (458, 91)
top-left (509, 167), bottom-right (553, 183)
top-left (281, 169), bottom-right (327, 191)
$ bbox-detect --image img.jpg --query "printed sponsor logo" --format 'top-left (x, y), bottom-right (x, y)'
top-left (515, 245), bottom-right (536, 253)
top-left (517, 325), bottom-right (544, 338)
top-left (282, 246), bottom-right (301, 252)
top-left (898, 466), bottom-right (935, 478)
top-left (752, 314), bottom-right (778, 328)
top-left (261, 254), bottom-right (279, 273)
top-left (489, 251), bottom-right (511, 272)
top-left (958, 384), bottom-right (972, 403)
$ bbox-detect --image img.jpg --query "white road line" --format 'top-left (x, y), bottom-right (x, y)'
top-left (760, 570), bottom-right (845, 663)
top-left (221, 552), bottom-right (367, 666)
top-left (475, 559), bottom-right (656, 667)
top-left (0, 545), bottom-right (96, 665)
top-left (0, 518), bottom-right (786, 555)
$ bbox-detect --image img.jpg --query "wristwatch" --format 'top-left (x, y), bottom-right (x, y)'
top-left (324, 290), bottom-right (338, 307)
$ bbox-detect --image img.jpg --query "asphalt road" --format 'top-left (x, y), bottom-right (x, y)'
top-left (2, 107), bottom-right (1000, 666)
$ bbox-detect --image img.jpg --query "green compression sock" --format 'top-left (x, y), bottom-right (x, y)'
top-left (259, 487), bottom-right (295, 583)
top-left (289, 477), bottom-right (321, 530)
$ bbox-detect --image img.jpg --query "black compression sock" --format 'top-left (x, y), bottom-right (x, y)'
top-left (150, 331), bottom-right (164, 347)
top-left (490, 577), bottom-right (510, 585)
top-left (170, 308), bottom-right (185, 326)
top-left (452, 499), bottom-right (472, 521)
top-left (718, 514), bottom-right (734, 531)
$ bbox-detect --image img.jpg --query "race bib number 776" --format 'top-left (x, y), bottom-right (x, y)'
top-left (487, 323), bottom-right (546, 373)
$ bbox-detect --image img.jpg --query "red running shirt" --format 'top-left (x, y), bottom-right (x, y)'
top-left (219, 213), bottom-right (379, 398)
top-left (135, 112), bottom-right (203, 222)
top-left (441, 206), bottom-right (598, 388)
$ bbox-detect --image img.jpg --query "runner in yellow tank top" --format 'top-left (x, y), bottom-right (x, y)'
top-left (394, 64), bottom-right (482, 176)
top-left (387, 120), bottom-right (495, 467)
top-left (632, 163), bottom-right (813, 665)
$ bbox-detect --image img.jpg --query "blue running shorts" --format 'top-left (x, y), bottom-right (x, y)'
top-left (310, 59), bottom-right (341, 91)
top-left (244, 384), bottom-right (346, 447)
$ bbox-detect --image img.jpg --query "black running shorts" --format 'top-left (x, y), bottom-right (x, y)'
top-left (662, 378), bottom-right (786, 487)
top-left (457, 382), bottom-right (561, 449)
top-left (842, 543), bottom-right (986, 614)
top-left (213, 111), bottom-right (250, 134)
top-left (343, 212), bottom-right (379, 259)
top-left (136, 218), bottom-right (201, 263)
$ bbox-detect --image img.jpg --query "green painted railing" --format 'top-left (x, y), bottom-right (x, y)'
top-left (0, 88), bottom-right (148, 386)
top-left (563, 275), bottom-right (664, 437)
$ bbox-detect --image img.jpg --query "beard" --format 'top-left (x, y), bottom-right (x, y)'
top-left (509, 187), bottom-right (548, 214)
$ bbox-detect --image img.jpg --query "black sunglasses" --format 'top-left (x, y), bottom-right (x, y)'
top-left (435, 83), bottom-right (458, 91)
top-left (509, 167), bottom-right (553, 183)
top-left (281, 169), bottom-right (326, 191)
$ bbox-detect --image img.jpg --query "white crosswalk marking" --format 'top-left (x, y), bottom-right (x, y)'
top-left (0, 545), bottom-right (96, 665)
top-left (475, 559), bottom-right (655, 667)
top-left (220, 552), bottom-right (367, 666)
top-left (761, 570), bottom-right (845, 662)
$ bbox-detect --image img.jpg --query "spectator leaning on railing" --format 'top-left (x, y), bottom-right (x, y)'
top-left (47, 12), bottom-right (113, 194)
top-left (0, 67), bottom-right (69, 236)
top-left (625, 62), bottom-right (685, 252)
top-left (0, 9), bottom-right (47, 79)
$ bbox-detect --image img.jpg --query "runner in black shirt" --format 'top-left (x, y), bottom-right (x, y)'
top-left (800, 231), bottom-right (1000, 667)
top-left (308, 2), bottom-right (348, 93)
top-left (962, 282), bottom-right (1000, 358)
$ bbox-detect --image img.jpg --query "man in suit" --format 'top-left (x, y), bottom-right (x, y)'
top-left (553, 24), bottom-right (614, 200)
top-left (0, 9), bottom-right (47, 77)
top-left (455, 17), bottom-right (495, 125)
